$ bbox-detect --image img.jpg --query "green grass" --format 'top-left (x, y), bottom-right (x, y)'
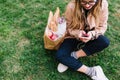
top-left (0, 0), bottom-right (120, 80)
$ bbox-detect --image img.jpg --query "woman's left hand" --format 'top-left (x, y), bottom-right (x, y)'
top-left (79, 31), bottom-right (92, 43)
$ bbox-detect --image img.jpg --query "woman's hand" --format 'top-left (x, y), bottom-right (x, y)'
top-left (78, 31), bottom-right (92, 43)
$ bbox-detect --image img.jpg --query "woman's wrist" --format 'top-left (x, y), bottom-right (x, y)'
top-left (90, 31), bottom-right (96, 40)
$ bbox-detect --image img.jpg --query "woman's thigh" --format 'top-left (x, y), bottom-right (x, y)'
top-left (82, 35), bottom-right (110, 55)
top-left (56, 38), bottom-right (79, 57)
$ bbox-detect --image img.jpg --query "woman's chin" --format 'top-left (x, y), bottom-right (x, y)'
top-left (84, 7), bottom-right (92, 10)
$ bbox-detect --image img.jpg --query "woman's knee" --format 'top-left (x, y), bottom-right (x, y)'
top-left (55, 51), bottom-right (62, 60)
top-left (56, 50), bottom-right (67, 61)
top-left (98, 35), bottom-right (110, 48)
top-left (56, 48), bottom-right (72, 62)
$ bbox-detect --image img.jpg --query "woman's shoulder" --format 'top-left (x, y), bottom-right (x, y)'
top-left (66, 1), bottom-right (75, 10)
top-left (102, 0), bottom-right (108, 9)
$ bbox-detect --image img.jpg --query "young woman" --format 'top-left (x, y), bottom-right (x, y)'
top-left (56, 0), bottom-right (110, 80)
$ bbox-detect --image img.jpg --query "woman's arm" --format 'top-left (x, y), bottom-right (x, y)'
top-left (90, 0), bottom-right (109, 39)
top-left (65, 2), bottom-right (80, 39)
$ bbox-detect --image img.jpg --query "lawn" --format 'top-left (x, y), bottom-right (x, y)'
top-left (0, 0), bottom-right (120, 80)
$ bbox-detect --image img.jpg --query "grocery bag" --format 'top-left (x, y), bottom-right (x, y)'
top-left (43, 7), bottom-right (66, 50)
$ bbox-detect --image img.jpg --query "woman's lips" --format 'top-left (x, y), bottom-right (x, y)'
top-left (85, 6), bottom-right (91, 9)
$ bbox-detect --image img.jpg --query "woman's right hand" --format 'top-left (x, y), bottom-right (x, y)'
top-left (78, 30), bottom-right (92, 43)
top-left (78, 30), bottom-right (86, 38)
top-left (78, 30), bottom-right (86, 42)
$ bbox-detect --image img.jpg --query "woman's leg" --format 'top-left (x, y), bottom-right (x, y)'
top-left (75, 35), bottom-right (110, 58)
top-left (56, 38), bottom-right (83, 70)
top-left (56, 36), bottom-right (110, 79)
top-left (75, 35), bottom-right (110, 80)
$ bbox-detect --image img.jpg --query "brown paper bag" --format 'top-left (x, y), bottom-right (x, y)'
top-left (43, 34), bottom-right (65, 50)
top-left (43, 7), bottom-right (66, 50)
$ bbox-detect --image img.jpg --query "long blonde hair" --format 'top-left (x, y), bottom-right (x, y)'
top-left (70, 0), bottom-right (102, 30)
